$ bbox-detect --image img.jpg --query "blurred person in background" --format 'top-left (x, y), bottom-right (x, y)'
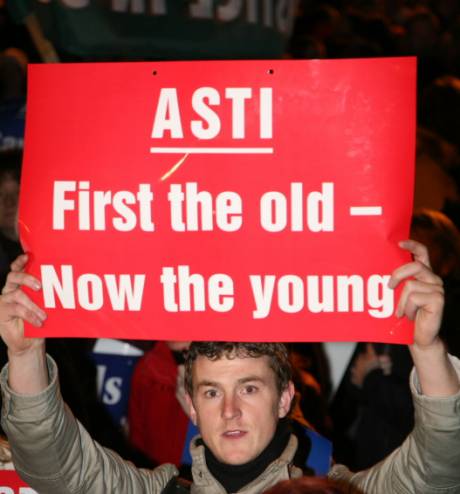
top-left (263, 476), bottom-right (346, 494)
top-left (419, 76), bottom-right (460, 155)
top-left (414, 127), bottom-right (459, 213)
top-left (0, 49), bottom-right (27, 152)
top-left (288, 343), bottom-right (332, 437)
top-left (330, 340), bottom-right (414, 470)
top-left (0, 149), bottom-right (21, 287)
top-left (128, 340), bottom-right (192, 475)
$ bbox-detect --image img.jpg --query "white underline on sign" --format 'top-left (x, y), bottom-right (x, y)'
top-left (150, 147), bottom-right (274, 154)
top-left (349, 206), bottom-right (383, 216)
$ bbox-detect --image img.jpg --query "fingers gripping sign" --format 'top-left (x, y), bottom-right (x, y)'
top-left (0, 254), bottom-right (47, 356)
top-left (0, 255), bottom-right (50, 395)
top-left (389, 240), bottom-right (444, 349)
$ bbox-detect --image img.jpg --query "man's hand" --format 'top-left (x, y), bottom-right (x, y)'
top-left (0, 254), bottom-right (48, 394)
top-left (0, 254), bottom-right (46, 354)
top-left (389, 240), bottom-right (459, 397)
top-left (389, 240), bottom-right (444, 349)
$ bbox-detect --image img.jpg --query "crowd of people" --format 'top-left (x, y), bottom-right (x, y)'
top-left (0, 1), bottom-right (460, 493)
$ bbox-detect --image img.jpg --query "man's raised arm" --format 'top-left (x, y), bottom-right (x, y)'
top-left (331, 240), bottom-right (460, 493)
top-left (390, 240), bottom-right (460, 397)
top-left (0, 254), bottom-right (48, 394)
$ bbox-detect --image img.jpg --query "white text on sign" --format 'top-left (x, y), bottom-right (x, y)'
top-left (52, 181), bottom-right (335, 232)
top-left (41, 265), bottom-right (145, 311)
top-left (159, 265), bottom-right (394, 319)
top-left (151, 87), bottom-right (272, 140)
top-left (53, 181), bottom-right (155, 231)
top-left (249, 274), bottom-right (393, 318)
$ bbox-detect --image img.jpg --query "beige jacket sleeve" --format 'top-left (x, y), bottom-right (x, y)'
top-left (329, 356), bottom-right (460, 494)
top-left (0, 355), bottom-right (178, 494)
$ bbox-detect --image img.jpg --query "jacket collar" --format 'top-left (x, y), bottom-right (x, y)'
top-left (190, 434), bottom-right (302, 493)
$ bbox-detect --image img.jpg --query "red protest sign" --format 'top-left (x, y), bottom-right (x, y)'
top-left (0, 471), bottom-right (37, 493)
top-left (20, 58), bottom-right (415, 343)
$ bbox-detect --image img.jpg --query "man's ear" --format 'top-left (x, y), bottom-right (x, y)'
top-left (185, 392), bottom-right (198, 426)
top-left (278, 381), bottom-right (295, 418)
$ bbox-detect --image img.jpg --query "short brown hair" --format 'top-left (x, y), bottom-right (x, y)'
top-left (184, 342), bottom-right (292, 396)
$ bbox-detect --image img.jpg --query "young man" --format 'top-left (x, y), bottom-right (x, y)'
top-left (0, 240), bottom-right (459, 493)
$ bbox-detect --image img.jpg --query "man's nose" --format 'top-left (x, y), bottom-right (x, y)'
top-left (221, 393), bottom-right (241, 420)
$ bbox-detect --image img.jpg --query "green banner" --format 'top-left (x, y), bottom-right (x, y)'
top-left (8, 0), bottom-right (297, 60)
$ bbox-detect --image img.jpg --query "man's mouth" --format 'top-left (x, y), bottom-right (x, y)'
top-left (223, 430), bottom-right (247, 438)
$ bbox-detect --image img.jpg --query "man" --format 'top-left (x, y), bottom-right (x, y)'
top-left (0, 240), bottom-right (459, 493)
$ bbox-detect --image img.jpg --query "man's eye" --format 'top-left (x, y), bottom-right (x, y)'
top-left (243, 385), bottom-right (258, 394)
top-left (204, 389), bottom-right (218, 398)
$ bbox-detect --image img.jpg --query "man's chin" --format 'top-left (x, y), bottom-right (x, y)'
top-left (217, 449), bottom-right (258, 466)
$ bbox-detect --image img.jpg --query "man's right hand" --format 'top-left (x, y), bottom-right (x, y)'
top-left (0, 254), bottom-right (48, 394)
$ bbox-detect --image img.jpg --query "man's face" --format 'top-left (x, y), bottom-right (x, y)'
top-left (186, 354), bottom-right (294, 465)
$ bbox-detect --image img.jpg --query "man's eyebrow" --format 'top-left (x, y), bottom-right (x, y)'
top-left (237, 376), bottom-right (267, 385)
top-left (195, 376), bottom-right (267, 389)
top-left (196, 380), bottom-right (220, 389)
